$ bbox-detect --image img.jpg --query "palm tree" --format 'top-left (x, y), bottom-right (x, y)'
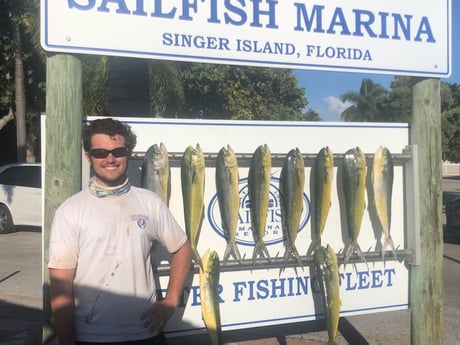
top-left (340, 79), bottom-right (387, 122)
top-left (302, 108), bottom-right (322, 121)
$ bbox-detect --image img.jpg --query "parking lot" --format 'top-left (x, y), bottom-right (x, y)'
top-left (0, 227), bottom-right (42, 345)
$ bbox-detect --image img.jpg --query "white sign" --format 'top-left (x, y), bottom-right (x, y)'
top-left (84, 117), bottom-right (410, 336)
top-left (41, 0), bottom-right (451, 77)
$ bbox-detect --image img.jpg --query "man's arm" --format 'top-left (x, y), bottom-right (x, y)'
top-left (142, 240), bottom-right (192, 332)
top-left (49, 268), bottom-right (77, 345)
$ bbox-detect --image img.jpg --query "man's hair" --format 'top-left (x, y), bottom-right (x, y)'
top-left (82, 118), bottom-right (137, 152)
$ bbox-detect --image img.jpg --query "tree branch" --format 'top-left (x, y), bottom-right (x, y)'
top-left (0, 108), bottom-right (15, 130)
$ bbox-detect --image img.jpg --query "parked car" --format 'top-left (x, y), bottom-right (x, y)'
top-left (0, 163), bottom-right (42, 233)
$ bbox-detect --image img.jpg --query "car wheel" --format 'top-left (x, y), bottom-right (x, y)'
top-left (0, 204), bottom-right (14, 234)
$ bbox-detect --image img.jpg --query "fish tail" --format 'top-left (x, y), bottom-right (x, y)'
top-left (328, 338), bottom-right (338, 345)
top-left (223, 241), bottom-right (242, 264)
top-left (306, 238), bottom-right (321, 258)
top-left (192, 247), bottom-right (203, 269)
top-left (344, 241), bottom-right (369, 271)
top-left (382, 235), bottom-right (397, 260)
top-left (252, 243), bottom-right (271, 265)
top-left (354, 242), bottom-right (369, 271)
top-left (283, 244), bottom-right (303, 269)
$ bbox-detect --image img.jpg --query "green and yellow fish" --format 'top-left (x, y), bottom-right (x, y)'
top-left (216, 145), bottom-right (242, 264)
top-left (372, 145), bottom-right (397, 259)
top-left (181, 144), bottom-right (205, 268)
top-left (199, 249), bottom-right (223, 345)
top-left (141, 143), bottom-right (170, 206)
top-left (314, 244), bottom-right (341, 345)
top-left (248, 144), bottom-right (272, 264)
top-left (342, 147), bottom-right (368, 270)
top-left (307, 146), bottom-right (334, 258)
top-left (280, 148), bottom-right (305, 268)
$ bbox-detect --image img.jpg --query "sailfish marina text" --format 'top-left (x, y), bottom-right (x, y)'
top-left (67, 0), bottom-right (436, 44)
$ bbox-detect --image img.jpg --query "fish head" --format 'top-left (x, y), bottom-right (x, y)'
top-left (325, 244), bottom-right (338, 266)
top-left (319, 146), bottom-right (334, 170)
top-left (354, 147), bottom-right (367, 170)
top-left (223, 145), bottom-right (238, 168)
top-left (313, 245), bottom-right (328, 266)
top-left (202, 249), bottom-right (220, 273)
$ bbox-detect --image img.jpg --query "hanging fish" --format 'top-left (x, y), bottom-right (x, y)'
top-left (199, 249), bottom-right (223, 345)
top-left (141, 143), bottom-right (170, 206)
top-left (307, 146), bottom-right (334, 258)
top-left (181, 144), bottom-right (205, 268)
top-left (216, 145), bottom-right (242, 264)
top-left (279, 148), bottom-right (305, 268)
top-left (248, 144), bottom-right (272, 265)
top-left (372, 145), bottom-right (397, 259)
top-left (342, 147), bottom-right (368, 270)
top-left (314, 244), bottom-right (341, 345)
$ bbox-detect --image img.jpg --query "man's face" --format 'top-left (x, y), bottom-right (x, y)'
top-left (85, 133), bottom-right (130, 187)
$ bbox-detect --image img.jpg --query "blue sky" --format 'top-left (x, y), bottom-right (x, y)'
top-left (294, 2), bottom-right (459, 122)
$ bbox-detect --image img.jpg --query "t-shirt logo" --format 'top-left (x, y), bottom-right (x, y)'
top-left (132, 214), bottom-right (148, 229)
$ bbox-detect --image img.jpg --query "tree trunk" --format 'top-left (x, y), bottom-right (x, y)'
top-left (13, 19), bottom-right (27, 162)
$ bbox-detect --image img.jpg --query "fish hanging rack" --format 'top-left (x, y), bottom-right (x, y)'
top-left (153, 248), bottom-right (414, 276)
top-left (131, 146), bottom-right (413, 168)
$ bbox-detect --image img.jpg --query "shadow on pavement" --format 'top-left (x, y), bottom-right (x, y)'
top-left (0, 300), bottom-right (42, 345)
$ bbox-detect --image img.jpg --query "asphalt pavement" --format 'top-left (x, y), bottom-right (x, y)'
top-left (1, 176), bottom-right (459, 345)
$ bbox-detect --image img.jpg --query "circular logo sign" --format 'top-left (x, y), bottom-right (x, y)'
top-left (207, 177), bottom-right (311, 247)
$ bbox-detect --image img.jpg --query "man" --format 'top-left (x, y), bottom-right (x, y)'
top-left (48, 118), bottom-right (192, 345)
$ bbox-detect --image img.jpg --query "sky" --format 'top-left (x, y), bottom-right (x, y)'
top-left (294, 1), bottom-right (459, 122)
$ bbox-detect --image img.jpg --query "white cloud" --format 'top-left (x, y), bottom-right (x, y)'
top-left (323, 96), bottom-right (353, 119)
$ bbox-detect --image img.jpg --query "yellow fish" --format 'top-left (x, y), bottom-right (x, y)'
top-left (199, 249), bottom-right (223, 345)
top-left (181, 144), bottom-right (205, 268)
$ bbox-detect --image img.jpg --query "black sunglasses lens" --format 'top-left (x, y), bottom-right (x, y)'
top-left (90, 149), bottom-right (109, 158)
top-left (90, 147), bottom-right (129, 158)
top-left (112, 147), bottom-right (129, 157)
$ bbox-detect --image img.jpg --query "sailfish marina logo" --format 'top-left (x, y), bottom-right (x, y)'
top-left (207, 177), bottom-right (311, 246)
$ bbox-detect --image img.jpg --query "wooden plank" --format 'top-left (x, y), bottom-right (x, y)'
top-left (42, 54), bottom-right (82, 343)
top-left (410, 78), bottom-right (443, 344)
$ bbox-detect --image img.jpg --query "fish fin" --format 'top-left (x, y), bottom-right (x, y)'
top-left (382, 235), bottom-right (397, 260)
top-left (306, 238), bottom-right (321, 258)
top-left (223, 242), bottom-right (242, 264)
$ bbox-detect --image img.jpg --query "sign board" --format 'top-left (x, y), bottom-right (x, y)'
top-left (82, 117), bottom-right (410, 336)
top-left (41, 0), bottom-right (451, 77)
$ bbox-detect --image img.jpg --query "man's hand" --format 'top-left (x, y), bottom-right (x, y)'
top-left (140, 298), bottom-right (176, 332)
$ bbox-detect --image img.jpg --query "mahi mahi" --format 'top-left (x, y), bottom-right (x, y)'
top-left (342, 147), bottom-right (368, 270)
top-left (280, 148), bottom-right (305, 268)
top-left (199, 249), bottom-right (223, 345)
top-left (141, 143), bottom-right (170, 206)
top-left (372, 145), bottom-right (397, 259)
top-left (181, 144), bottom-right (205, 268)
top-left (314, 244), bottom-right (341, 345)
top-left (307, 147), bottom-right (334, 258)
top-left (248, 144), bottom-right (272, 264)
top-left (216, 145), bottom-right (242, 264)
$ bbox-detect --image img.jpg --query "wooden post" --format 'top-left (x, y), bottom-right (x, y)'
top-left (42, 54), bottom-right (82, 343)
top-left (410, 78), bottom-right (443, 344)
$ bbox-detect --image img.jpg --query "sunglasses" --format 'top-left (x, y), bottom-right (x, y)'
top-left (89, 147), bottom-right (130, 159)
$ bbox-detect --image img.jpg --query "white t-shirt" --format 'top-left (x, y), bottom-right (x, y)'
top-left (48, 186), bottom-right (188, 342)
